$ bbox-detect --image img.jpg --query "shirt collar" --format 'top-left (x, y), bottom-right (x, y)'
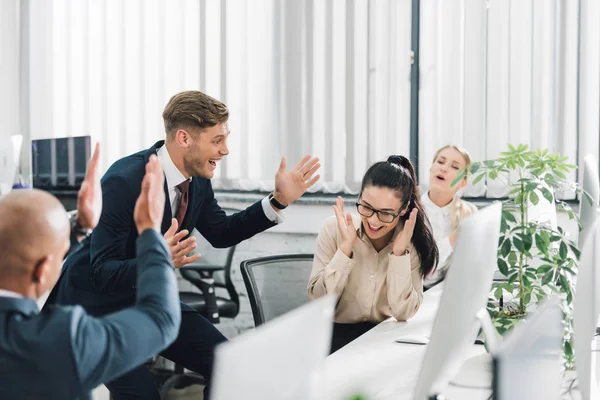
top-left (422, 191), bottom-right (454, 214)
top-left (157, 144), bottom-right (190, 189)
top-left (0, 289), bottom-right (24, 298)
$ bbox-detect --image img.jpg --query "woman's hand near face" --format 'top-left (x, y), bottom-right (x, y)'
top-left (392, 208), bottom-right (418, 256)
top-left (333, 196), bottom-right (357, 258)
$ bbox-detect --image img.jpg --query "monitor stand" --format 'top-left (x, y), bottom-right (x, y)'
top-left (448, 353), bottom-right (493, 390)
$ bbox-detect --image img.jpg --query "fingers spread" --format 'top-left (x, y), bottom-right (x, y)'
top-left (293, 155), bottom-right (312, 172)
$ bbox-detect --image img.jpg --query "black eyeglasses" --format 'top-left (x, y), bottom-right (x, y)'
top-left (355, 202), bottom-right (400, 223)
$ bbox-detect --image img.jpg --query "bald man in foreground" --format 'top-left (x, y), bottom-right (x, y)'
top-left (0, 155), bottom-right (181, 400)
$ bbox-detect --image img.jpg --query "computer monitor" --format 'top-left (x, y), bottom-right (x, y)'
top-left (210, 295), bottom-right (335, 400)
top-left (413, 202), bottom-right (502, 399)
top-left (31, 135), bottom-right (91, 192)
top-left (492, 297), bottom-right (563, 400)
top-left (578, 155), bottom-right (600, 250)
top-left (573, 219), bottom-right (600, 400)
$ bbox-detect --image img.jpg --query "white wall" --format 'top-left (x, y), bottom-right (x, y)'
top-left (0, 0), bottom-right (20, 142)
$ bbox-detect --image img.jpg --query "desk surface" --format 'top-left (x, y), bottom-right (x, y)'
top-left (312, 282), bottom-right (584, 400)
top-left (313, 283), bottom-right (491, 400)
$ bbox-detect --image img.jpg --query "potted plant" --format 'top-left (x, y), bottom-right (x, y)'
top-left (453, 144), bottom-right (593, 368)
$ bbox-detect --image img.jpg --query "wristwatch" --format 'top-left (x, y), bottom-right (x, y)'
top-left (68, 211), bottom-right (92, 237)
top-left (268, 192), bottom-right (288, 210)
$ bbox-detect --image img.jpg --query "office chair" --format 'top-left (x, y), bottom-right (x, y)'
top-left (240, 254), bottom-right (314, 327)
top-left (154, 207), bottom-right (241, 399)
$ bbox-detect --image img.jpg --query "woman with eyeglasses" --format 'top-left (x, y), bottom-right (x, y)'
top-left (422, 145), bottom-right (477, 288)
top-left (308, 155), bottom-right (439, 353)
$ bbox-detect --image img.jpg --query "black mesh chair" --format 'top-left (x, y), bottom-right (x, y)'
top-left (240, 254), bottom-right (314, 327)
top-left (154, 207), bottom-right (241, 399)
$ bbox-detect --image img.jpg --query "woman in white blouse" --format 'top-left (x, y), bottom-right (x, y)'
top-left (422, 145), bottom-right (477, 288)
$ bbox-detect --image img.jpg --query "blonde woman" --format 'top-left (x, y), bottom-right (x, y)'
top-left (422, 145), bottom-right (477, 287)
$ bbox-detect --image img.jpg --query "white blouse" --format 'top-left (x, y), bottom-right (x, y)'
top-left (421, 191), bottom-right (455, 284)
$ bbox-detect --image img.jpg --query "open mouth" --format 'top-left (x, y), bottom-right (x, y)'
top-left (367, 222), bottom-right (383, 233)
top-left (436, 175), bottom-right (446, 181)
top-left (209, 159), bottom-right (221, 169)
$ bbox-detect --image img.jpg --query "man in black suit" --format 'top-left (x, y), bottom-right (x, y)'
top-left (52, 90), bottom-right (321, 399)
top-left (0, 152), bottom-right (181, 400)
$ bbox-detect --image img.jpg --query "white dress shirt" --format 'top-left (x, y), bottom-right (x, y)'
top-left (421, 191), bottom-right (454, 283)
top-left (0, 289), bottom-right (24, 298)
top-left (157, 145), bottom-right (283, 223)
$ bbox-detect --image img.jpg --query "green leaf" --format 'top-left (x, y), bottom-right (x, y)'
top-left (517, 143), bottom-right (528, 152)
top-left (520, 234), bottom-right (533, 251)
top-left (536, 264), bottom-right (553, 274)
top-left (522, 275), bottom-right (532, 287)
top-left (513, 237), bottom-right (525, 252)
top-left (497, 258), bottom-right (509, 276)
top-left (500, 239), bottom-right (512, 258)
top-left (472, 173), bottom-right (486, 185)
top-left (559, 242), bottom-right (568, 259)
top-left (541, 187), bottom-right (554, 203)
top-left (568, 244), bottom-right (581, 259)
top-left (494, 286), bottom-right (504, 300)
top-left (523, 292), bottom-right (532, 305)
top-left (451, 171), bottom-right (467, 188)
top-left (502, 210), bottom-right (517, 224)
top-left (542, 271), bottom-right (554, 285)
top-left (508, 251), bottom-right (518, 266)
top-left (525, 182), bottom-right (538, 192)
top-left (529, 191), bottom-right (539, 205)
top-left (564, 340), bottom-right (573, 358)
top-left (535, 234), bottom-right (549, 255)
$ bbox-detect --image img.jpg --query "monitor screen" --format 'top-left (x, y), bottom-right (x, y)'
top-left (31, 136), bottom-right (91, 191)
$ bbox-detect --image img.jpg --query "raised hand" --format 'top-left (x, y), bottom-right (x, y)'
top-left (272, 155), bottom-right (321, 207)
top-left (76, 143), bottom-right (102, 230)
top-left (333, 196), bottom-right (357, 258)
top-left (392, 208), bottom-right (418, 256)
top-left (163, 218), bottom-right (201, 268)
top-left (134, 154), bottom-right (166, 234)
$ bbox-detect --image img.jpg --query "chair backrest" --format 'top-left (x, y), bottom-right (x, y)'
top-left (579, 155), bottom-right (600, 250)
top-left (185, 207), bottom-right (241, 303)
top-left (240, 254), bottom-right (315, 327)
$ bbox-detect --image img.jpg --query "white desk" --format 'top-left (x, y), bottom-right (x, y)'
top-left (312, 283), bottom-right (491, 400)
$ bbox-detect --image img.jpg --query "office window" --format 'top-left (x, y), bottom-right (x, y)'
top-left (29, 0), bottom-right (412, 194)
top-left (26, 0), bottom-right (599, 196)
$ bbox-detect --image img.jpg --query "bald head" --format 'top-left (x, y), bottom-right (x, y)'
top-left (0, 189), bottom-right (70, 281)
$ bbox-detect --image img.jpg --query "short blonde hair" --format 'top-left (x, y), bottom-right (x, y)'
top-left (431, 145), bottom-right (472, 168)
top-left (432, 145), bottom-right (477, 230)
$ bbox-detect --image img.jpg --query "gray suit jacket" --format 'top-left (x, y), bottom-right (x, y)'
top-left (0, 229), bottom-right (181, 400)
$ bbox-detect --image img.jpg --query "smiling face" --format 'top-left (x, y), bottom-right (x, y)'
top-left (429, 147), bottom-right (468, 194)
top-left (358, 185), bottom-right (407, 242)
top-left (182, 122), bottom-right (230, 179)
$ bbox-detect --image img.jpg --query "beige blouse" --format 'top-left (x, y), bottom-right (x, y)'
top-left (308, 215), bottom-right (424, 324)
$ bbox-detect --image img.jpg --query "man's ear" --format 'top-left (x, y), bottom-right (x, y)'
top-left (176, 129), bottom-right (191, 148)
top-left (31, 255), bottom-right (53, 286)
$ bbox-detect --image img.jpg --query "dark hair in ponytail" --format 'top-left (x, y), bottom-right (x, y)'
top-left (360, 155), bottom-right (439, 278)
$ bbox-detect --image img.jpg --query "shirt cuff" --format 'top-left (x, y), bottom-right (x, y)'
top-left (261, 196), bottom-right (284, 224)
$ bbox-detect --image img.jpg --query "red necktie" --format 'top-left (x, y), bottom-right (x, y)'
top-left (175, 180), bottom-right (190, 230)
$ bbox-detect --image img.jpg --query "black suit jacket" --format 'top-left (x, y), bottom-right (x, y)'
top-left (53, 141), bottom-right (276, 315)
